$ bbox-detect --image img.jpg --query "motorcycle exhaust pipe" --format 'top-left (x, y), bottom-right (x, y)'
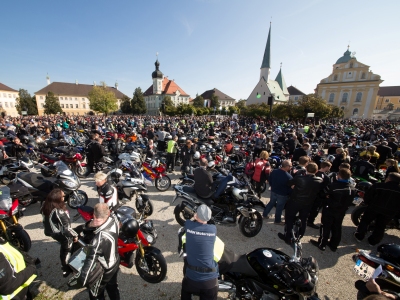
top-left (218, 280), bottom-right (236, 292)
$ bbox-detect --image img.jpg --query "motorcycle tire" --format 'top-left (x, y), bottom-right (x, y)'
top-left (239, 211), bottom-right (263, 238)
top-left (74, 165), bottom-right (91, 178)
top-left (155, 176), bottom-right (171, 192)
top-left (252, 204), bottom-right (265, 215)
top-left (67, 191), bottom-right (88, 209)
top-left (135, 247), bottom-right (167, 283)
top-left (174, 204), bottom-right (194, 226)
top-left (351, 206), bottom-right (367, 226)
top-left (9, 228), bottom-right (31, 252)
top-left (136, 199), bottom-right (154, 217)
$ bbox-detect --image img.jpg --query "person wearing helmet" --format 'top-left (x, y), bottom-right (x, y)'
top-left (351, 154), bottom-right (375, 180)
top-left (355, 172), bottom-right (400, 246)
top-left (94, 172), bottom-right (118, 209)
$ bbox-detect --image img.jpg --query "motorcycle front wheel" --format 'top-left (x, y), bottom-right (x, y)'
top-left (155, 176), bottom-right (171, 191)
top-left (174, 204), bottom-right (194, 226)
top-left (239, 211), bottom-right (263, 238)
top-left (136, 198), bottom-right (154, 217)
top-left (135, 247), bottom-right (167, 283)
top-left (9, 228), bottom-right (31, 252)
top-left (67, 191), bottom-right (88, 209)
top-left (74, 164), bottom-right (91, 178)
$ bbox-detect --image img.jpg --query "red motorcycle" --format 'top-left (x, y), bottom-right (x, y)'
top-left (39, 152), bottom-right (89, 178)
top-left (73, 205), bottom-right (167, 283)
top-left (142, 159), bottom-right (171, 191)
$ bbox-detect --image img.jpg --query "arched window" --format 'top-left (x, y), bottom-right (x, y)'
top-left (329, 93), bottom-right (335, 102)
top-left (342, 92), bottom-right (348, 103)
top-left (361, 72), bottom-right (366, 79)
top-left (333, 75), bottom-right (338, 81)
top-left (356, 92), bottom-right (362, 102)
top-left (353, 108), bottom-right (359, 115)
top-left (350, 63), bottom-right (353, 68)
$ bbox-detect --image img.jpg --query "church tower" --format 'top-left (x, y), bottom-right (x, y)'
top-left (260, 23), bottom-right (271, 82)
top-left (275, 64), bottom-right (289, 100)
top-left (152, 59), bottom-right (163, 94)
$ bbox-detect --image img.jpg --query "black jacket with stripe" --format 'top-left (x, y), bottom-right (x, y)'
top-left (323, 181), bottom-right (357, 215)
top-left (43, 208), bottom-right (78, 239)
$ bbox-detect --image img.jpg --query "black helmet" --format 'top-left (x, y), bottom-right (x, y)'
top-left (121, 219), bottom-right (139, 238)
top-left (215, 145), bottom-right (222, 153)
top-left (377, 243), bottom-right (400, 268)
top-left (20, 135), bottom-right (30, 144)
top-left (356, 181), bottom-right (373, 192)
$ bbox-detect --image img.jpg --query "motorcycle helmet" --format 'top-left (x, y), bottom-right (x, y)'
top-left (20, 135), bottom-right (30, 144)
top-left (121, 219), bottom-right (139, 238)
top-left (326, 155), bottom-right (335, 163)
top-left (356, 181), bottom-right (373, 192)
top-left (193, 151), bottom-right (200, 160)
top-left (199, 145), bottom-right (206, 152)
top-left (377, 244), bottom-right (400, 268)
top-left (165, 134), bottom-right (172, 141)
top-left (215, 145), bottom-right (222, 153)
top-left (208, 161), bottom-right (215, 169)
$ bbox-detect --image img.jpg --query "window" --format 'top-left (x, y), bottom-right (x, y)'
top-left (2, 93), bottom-right (5, 97)
top-left (65, 104), bottom-right (68, 108)
top-left (5, 102), bottom-right (8, 107)
top-left (333, 75), bottom-right (338, 81)
top-left (40, 96), bottom-right (43, 99)
top-left (398, 99), bottom-right (400, 103)
top-left (83, 104), bottom-right (86, 109)
top-left (41, 103), bottom-right (44, 108)
top-left (8, 94), bottom-right (11, 98)
top-left (75, 98), bottom-right (77, 100)
top-left (12, 94), bottom-right (16, 98)
top-left (10, 102), bottom-right (13, 107)
top-left (385, 99), bottom-right (390, 103)
top-left (60, 97), bottom-right (63, 100)
top-left (75, 104), bottom-right (78, 108)
top-left (356, 92), bottom-right (362, 102)
top-left (61, 104), bottom-right (64, 108)
top-left (361, 72), bottom-right (366, 79)
top-left (350, 63), bottom-right (353, 68)
top-left (69, 97), bottom-right (72, 100)
top-left (353, 108), bottom-right (359, 115)
top-left (329, 93), bottom-right (335, 102)
top-left (342, 92), bottom-right (348, 103)
top-left (341, 106), bottom-right (345, 110)
top-left (82, 98), bottom-right (85, 101)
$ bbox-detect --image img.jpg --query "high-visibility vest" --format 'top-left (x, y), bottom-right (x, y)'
top-left (304, 126), bottom-right (309, 133)
top-left (0, 242), bottom-right (37, 300)
top-left (167, 140), bottom-right (177, 153)
top-left (181, 234), bottom-right (224, 262)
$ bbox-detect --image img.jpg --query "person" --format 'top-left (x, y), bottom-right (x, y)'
top-left (310, 168), bottom-right (356, 251)
top-left (224, 140), bottom-right (233, 155)
top-left (156, 127), bottom-right (167, 151)
top-left (146, 139), bottom-right (156, 159)
top-left (10, 137), bottom-right (27, 159)
top-left (90, 137), bottom-right (107, 172)
top-left (86, 133), bottom-right (99, 174)
top-left (181, 139), bottom-right (196, 173)
top-left (252, 150), bottom-right (270, 198)
top-left (354, 172), bottom-right (400, 246)
top-left (80, 203), bottom-right (120, 300)
top-left (360, 146), bottom-right (380, 166)
top-left (253, 133), bottom-right (265, 159)
top-left (307, 161), bottom-right (332, 229)
top-left (290, 156), bottom-right (310, 177)
top-left (181, 204), bottom-right (218, 300)
top-left (108, 132), bottom-right (122, 160)
top-left (194, 158), bottom-right (232, 200)
top-left (262, 160), bottom-right (293, 225)
top-left (166, 135), bottom-right (178, 173)
top-left (376, 141), bottom-right (393, 167)
top-left (278, 163), bottom-right (323, 244)
top-left (351, 154), bottom-right (375, 180)
top-left (0, 237), bottom-right (37, 300)
top-left (94, 172), bottom-right (118, 209)
top-left (385, 159), bottom-right (399, 179)
top-left (41, 188), bottom-right (78, 277)
top-left (292, 143), bottom-right (309, 162)
top-left (388, 137), bottom-right (399, 155)
top-left (330, 148), bottom-right (349, 173)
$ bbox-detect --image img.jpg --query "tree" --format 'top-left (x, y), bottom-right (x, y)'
top-left (236, 99), bottom-right (246, 109)
top-left (131, 87), bottom-right (146, 114)
top-left (119, 96), bottom-right (132, 114)
top-left (15, 89), bottom-right (38, 115)
top-left (210, 94), bottom-right (219, 110)
top-left (387, 103), bottom-right (394, 110)
top-left (193, 95), bottom-right (204, 107)
top-left (43, 92), bottom-right (63, 115)
top-left (162, 96), bottom-right (174, 108)
top-left (88, 83), bottom-right (118, 115)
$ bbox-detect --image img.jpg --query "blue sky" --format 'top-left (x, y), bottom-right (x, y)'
top-left (1, 0), bottom-right (399, 101)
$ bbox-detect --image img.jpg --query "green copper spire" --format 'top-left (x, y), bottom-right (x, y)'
top-left (275, 63), bottom-right (289, 95)
top-left (261, 23), bottom-right (271, 69)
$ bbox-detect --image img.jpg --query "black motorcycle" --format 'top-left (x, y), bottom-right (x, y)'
top-left (172, 184), bottom-right (263, 238)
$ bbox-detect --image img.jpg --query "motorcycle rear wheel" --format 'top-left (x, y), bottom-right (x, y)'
top-left (351, 206), bottom-right (366, 226)
top-left (155, 176), bottom-right (171, 191)
top-left (9, 228), bottom-right (31, 252)
top-left (136, 199), bottom-right (154, 217)
top-left (67, 191), bottom-right (88, 209)
top-left (239, 211), bottom-right (263, 238)
top-left (135, 248), bottom-right (167, 283)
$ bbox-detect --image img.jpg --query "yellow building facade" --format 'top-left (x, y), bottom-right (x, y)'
top-left (315, 48), bottom-right (383, 119)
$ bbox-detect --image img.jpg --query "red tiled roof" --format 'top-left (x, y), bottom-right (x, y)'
top-left (143, 77), bottom-right (189, 97)
top-left (0, 83), bottom-right (18, 92)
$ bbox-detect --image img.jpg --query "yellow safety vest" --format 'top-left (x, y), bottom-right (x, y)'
top-left (0, 242), bottom-right (37, 300)
top-left (181, 234), bottom-right (224, 262)
top-left (304, 126), bottom-right (309, 133)
top-left (167, 140), bottom-right (177, 153)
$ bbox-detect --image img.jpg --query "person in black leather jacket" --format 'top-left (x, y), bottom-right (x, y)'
top-left (41, 189), bottom-right (78, 277)
top-left (278, 162), bottom-right (323, 244)
top-left (351, 155), bottom-right (375, 180)
top-left (80, 203), bottom-right (120, 300)
top-left (108, 133), bottom-right (122, 160)
top-left (10, 137), bottom-right (27, 159)
top-left (310, 168), bottom-right (356, 251)
top-left (355, 172), bottom-right (400, 246)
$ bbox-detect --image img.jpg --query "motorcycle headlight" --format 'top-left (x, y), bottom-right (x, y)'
top-left (61, 180), bottom-right (78, 189)
top-left (146, 235), bottom-right (154, 244)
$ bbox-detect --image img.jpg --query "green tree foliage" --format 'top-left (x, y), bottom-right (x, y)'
top-left (193, 95), bottom-right (204, 107)
top-left (228, 106), bottom-right (239, 115)
top-left (131, 87), bottom-right (146, 114)
top-left (119, 96), bottom-right (132, 114)
top-left (210, 94), bottom-right (220, 109)
top-left (236, 99), bottom-right (246, 109)
top-left (162, 96), bottom-right (174, 108)
top-left (88, 83), bottom-right (118, 115)
top-left (43, 92), bottom-right (63, 115)
top-left (176, 104), bottom-right (197, 115)
top-left (15, 89), bottom-right (38, 115)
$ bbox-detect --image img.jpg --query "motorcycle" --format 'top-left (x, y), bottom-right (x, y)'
top-left (13, 161), bottom-right (88, 209)
top-left (0, 186), bottom-right (31, 251)
top-left (353, 244), bottom-right (400, 299)
top-left (178, 218), bottom-right (320, 300)
top-left (142, 159), bottom-right (171, 191)
top-left (172, 184), bottom-right (263, 238)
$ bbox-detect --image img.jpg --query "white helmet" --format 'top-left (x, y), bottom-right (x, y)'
top-left (193, 151), bottom-right (200, 159)
top-left (208, 161), bottom-right (215, 168)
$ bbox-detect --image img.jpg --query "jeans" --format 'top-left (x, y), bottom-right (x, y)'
top-left (263, 192), bottom-right (288, 223)
top-left (213, 175), bottom-right (233, 198)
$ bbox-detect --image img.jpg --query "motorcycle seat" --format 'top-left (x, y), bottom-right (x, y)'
top-left (17, 173), bottom-right (53, 191)
top-left (182, 186), bottom-right (214, 206)
top-left (219, 249), bottom-right (258, 277)
top-left (42, 154), bottom-right (60, 161)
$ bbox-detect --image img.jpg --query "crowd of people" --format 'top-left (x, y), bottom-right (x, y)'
top-left (0, 113), bottom-right (400, 299)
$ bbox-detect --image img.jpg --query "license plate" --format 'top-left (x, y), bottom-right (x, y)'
top-left (353, 197), bottom-right (363, 206)
top-left (354, 259), bottom-right (375, 281)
